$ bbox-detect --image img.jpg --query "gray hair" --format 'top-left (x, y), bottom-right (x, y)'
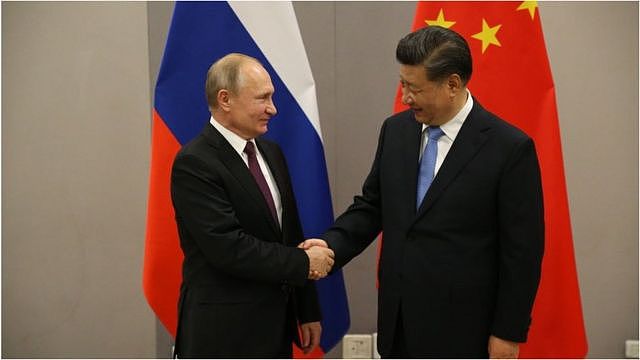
top-left (205, 53), bottom-right (262, 109)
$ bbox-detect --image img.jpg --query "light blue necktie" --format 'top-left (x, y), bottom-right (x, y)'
top-left (416, 126), bottom-right (444, 209)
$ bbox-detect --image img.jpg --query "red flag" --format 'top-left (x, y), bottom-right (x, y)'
top-left (393, 1), bottom-right (588, 357)
top-left (143, 111), bottom-right (183, 337)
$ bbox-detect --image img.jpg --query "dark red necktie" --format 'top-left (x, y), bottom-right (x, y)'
top-left (244, 141), bottom-right (278, 223)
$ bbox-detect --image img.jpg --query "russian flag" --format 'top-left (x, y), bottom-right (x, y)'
top-left (142, 2), bottom-right (350, 357)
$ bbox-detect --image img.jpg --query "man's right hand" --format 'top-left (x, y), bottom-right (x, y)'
top-left (299, 238), bottom-right (328, 250)
top-left (304, 245), bottom-right (334, 280)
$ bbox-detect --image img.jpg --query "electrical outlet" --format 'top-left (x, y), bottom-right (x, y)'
top-left (626, 340), bottom-right (639, 358)
top-left (343, 334), bottom-right (373, 358)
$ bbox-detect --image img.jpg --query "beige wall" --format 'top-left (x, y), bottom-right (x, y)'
top-left (2, 1), bottom-right (637, 358)
top-left (2, 2), bottom-right (155, 358)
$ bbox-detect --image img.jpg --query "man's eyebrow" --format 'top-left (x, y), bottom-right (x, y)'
top-left (399, 77), bottom-right (415, 85)
top-left (402, 80), bottom-right (419, 89)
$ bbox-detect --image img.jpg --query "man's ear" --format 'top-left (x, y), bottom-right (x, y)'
top-left (218, 89), bottom-right (232, 112)
top-left (447, 74), bottom-right (463, 95)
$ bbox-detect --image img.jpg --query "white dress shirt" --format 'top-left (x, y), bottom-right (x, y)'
top-left (419, 90), bottom-right (474, 175)
top-left (210, 116), bottom-right (283, 225)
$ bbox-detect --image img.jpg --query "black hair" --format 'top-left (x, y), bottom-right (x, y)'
top-left (396, 26), bottom-right (472, 85)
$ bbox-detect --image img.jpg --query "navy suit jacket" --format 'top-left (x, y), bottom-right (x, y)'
top-left (324, 100), bottom-right (544, 358)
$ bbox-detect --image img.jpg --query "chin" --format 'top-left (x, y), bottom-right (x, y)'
top-left (414, 117), bottom-right (430, 125)
top-left (257, 126), bottom-right (268, 135)
top-left (412, 112), bottom-right (426, 123)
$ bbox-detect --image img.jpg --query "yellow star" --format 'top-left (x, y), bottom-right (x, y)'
top-left (471, 19), bottom-right (502, 54)
top-left (517, 1), bottom-right (538, 20)
top-left (425, 9), bottom-right (456, 28)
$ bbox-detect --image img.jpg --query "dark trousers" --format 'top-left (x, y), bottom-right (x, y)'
top-left (385, 309), bottom-right (410, 358)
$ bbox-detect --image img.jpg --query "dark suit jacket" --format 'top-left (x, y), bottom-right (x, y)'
top-left (171, 123), bottom-right (321, 358)
top-left (324, 100), bottom-right (544, 358)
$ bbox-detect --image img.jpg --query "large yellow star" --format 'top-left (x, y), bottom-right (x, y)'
top-left (471, 19), bottom-right (502, 54)
top-left (425, 9), bottom-right (456, 28)
top-left (517, 1), bottom-right (538, 20)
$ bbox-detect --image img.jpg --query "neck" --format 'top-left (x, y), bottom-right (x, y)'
top-left (435, 89), bottom-right (468, 126)
top-left (211, 111), bottom-right (252, 140)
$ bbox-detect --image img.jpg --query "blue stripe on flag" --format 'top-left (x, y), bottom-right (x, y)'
top-left (155, 1), bottom-right (349, 352)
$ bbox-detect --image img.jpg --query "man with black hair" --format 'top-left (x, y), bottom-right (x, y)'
top-left (301, 26), bottom-right (544, 358)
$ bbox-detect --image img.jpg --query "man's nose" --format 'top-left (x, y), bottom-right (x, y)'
top-left (266, 100), bottom-right (277, 115)
top-left (401, 91), bottom-right (413, 105)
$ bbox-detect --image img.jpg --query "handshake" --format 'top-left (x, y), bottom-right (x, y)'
top-left (299, 239), bottom-right (334, 280)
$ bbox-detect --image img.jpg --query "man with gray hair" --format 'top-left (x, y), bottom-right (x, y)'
top-left (171, 53), bottom-right (334, 358)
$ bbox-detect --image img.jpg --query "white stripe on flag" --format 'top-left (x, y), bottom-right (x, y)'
top-left (229, 1), bottom-right (324, 141)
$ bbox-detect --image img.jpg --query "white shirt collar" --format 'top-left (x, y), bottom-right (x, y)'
top-left (208, 116), bottom-right (283, 225)
top-left (209, 116), bottom-right (256, 157)
top-left (422, 89), bottom-right (473, 142)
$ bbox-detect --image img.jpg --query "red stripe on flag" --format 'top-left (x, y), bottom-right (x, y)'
top-left (293, 345), bottom-right (325, 358)
top-left (143, 109), bottom-right (183, 338)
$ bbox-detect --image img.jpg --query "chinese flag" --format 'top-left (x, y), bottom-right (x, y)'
top-left (392, 1), bottom-right (588, 358)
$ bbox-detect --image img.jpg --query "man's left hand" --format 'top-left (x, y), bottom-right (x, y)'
top-left (488, 335), bottom-right (519, 359)
top-left (300, 321), bottom-right (322, 354)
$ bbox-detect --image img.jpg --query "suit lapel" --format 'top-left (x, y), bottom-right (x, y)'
top-left (202, 124), bottom-right (281, 237)
top-left (414, 102), bottom-right (491, 221)
top-left (402, 117), bottom-right (424, 217)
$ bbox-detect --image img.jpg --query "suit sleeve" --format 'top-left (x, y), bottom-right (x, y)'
top-left (294, 281), bottom-right (322, 323)
top-left (492, 137), bottom-right (545, 342)
top-left (171, 153), bottom-right (309, 287)
top-left (323, 120), bottom-right (387, 269)
top-left (271, 144), bottom-right (322, 323)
